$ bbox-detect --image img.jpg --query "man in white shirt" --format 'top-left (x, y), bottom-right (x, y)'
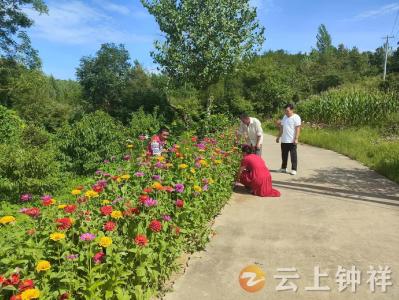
top-left (237, 113), bottom-right (264, 156)
top-left (276, 104), bottom-right (301, 175)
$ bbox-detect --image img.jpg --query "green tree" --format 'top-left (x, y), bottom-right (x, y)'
top-left (122, 61), bottom-right (169, 122)
top-left (9, 69), bottom-right (73, 131)
top-left (76, 43), bottom-right (131, 117)
top-left (0, 0), bottom-right (47, 68)
top-left (141, 0), bottom-right (265, 111)
top-left (316, 24), bottom-right (333, 54)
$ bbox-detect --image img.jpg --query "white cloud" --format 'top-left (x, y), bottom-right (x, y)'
top-left (94, 0), bottom-right (131, 15)
top-left (353, 3), bottom-right (399, 20)
top-left (26, 1), bottom-right (153, 45)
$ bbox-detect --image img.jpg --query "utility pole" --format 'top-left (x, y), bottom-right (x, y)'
top-left (382, 35), bottom-right (394, 81)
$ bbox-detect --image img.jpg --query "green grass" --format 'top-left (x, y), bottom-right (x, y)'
top-left (264, 120), bottom-right (399, 184)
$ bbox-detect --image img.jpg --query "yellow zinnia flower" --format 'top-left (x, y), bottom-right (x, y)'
top-left (190, 168), bottom-right (196, 174)
top-left (85, 190), bottom-right (99, 198)
top-left (156, 156), bottom-right (165, 162)
top-left (111, 210), bottom-right (123, 219)
top-left (194, 185), bottom-right (202, 193)
top-left (214, 159), bottom-right (222, 165)
top-left (102, 200), bottom-right (111, 205)
top-left (99, 236), bottom-right (112, 248)
top-left (50, 232), bottom-right (66, 241)
top-left (127, 144), bottom-right (134, 149)
top-left (21, 288), bottom-right (40, 300)
top-left (0, 216), bottom-right (16, 224)
top-left (178, 164), bottom-right (188, 169)
top-left (36, 260), bottom-right (51, 272)
top-left (58, 204), bottom-right (67, 209)
top-left (120, 174), bottom-right (130, 180)
top-left (71, 189), bottom-right (81, 195)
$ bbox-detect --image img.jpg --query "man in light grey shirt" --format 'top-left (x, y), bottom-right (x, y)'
top-left (237, 113), bottom-right (264, 156)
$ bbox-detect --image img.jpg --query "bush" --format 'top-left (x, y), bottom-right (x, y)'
top-left (195, 113), bottom-right (233, 138)
top-left (297, 86), bottom-right (399, 126)
top-left (129, 107), bottom-right (163, 138)
top-left (0, 105), bottom-right (24, 144)
top-left (57, 111), bottom-right (126, 175)
top-left (0, 125), bottom-right (62, 201)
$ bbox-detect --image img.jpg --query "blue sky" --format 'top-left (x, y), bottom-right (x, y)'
top-left (25, 0), bottom-right (399, 80)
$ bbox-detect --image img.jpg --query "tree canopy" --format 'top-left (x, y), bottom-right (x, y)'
top-left (141, 0), bottom-right (265, 91)
top-left (0, 0), bottom-right (48, 68)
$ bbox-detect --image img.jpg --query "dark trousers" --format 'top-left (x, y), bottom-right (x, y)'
top-left (281, 143), bottom-right (298, 171)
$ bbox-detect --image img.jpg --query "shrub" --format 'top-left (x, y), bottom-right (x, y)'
top-left (129, 107), bottom-right (163, 138)
top-left (57, 111), bottom-right (126, 175)
top-left (195, 113), bottom-right (233, 138)
top-left (0, 125), bottom-right (62, 200)
top-left (0, 105), bottom-right (24, 144)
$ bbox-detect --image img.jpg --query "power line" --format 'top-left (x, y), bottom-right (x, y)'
top-left (391, 9), bottom-right (399, 35)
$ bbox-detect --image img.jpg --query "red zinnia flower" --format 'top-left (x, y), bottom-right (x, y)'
top-left (175, 199), bottom-right (184, 208)
top-left (149, 220), bottom-right (162, 232)
top-left (103, 221), bottom-right (116, 232)
top-left (42, 198), bottom-right (53, 206)
top-left (64, 205), bottom-right (77, 214)
top-left (134, 234), bottom-right (148, 247)
top-left (93, 252), bottom-right (105, 264)
top-left (10, 295), bottom-right (22, 300)
top-left (92, 184), bottom-right (103, 193)
top-left (143, 187), bottom-right (153, 194)
top-left (23, 207), bottom-right (40, 218)
top-left (100, 205), bottom-right (113, 216)
top-left (139, 194), bottom-right (149, 205)
top-left (10, 273), bottom-right (20, 285)
top-left (0, 275), bottom-right (5, 285)
top-left (18, 279), bottom-right (34, 291)
top-left (191, 136), bottom-right (198, 142)
top-left (56, 218), bottom-right (73, 230)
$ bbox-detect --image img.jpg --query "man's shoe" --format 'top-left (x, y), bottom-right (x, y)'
top-left (290, 170), bottom-right (297, 175)
top-left (278, 168), bottom-right (287, 173)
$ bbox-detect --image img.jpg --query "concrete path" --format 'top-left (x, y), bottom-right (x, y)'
top-left (164, 134), bottom-right (399, 300)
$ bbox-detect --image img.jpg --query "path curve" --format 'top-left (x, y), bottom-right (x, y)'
top-left (164, 134), bottom-right (399, 300)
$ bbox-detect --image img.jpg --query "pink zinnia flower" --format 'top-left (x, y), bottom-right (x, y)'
top-left (144, 198), bottom-right (158, 207)
top-left (20, 194), bottom-right (32, 202)
top-left (163, 215), bottom-right (172, 222)
top-left (80, 233), bottom-right (96, 241)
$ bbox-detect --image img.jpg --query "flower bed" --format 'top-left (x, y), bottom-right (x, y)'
top-left (0, 130), bottom-right (240, 299)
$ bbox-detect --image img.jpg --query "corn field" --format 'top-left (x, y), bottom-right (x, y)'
top-left (297, 87), bottom-right (399, 126)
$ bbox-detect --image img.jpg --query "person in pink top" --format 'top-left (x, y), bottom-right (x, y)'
top-left (147, 127), bottom-right (170, 156)
top-left (236, 145), bottom-right (280, 197)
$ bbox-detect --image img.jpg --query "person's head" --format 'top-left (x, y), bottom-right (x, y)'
top-left (241, 144), bottom-right (253, 155)
top-left (284, 103), bottom-right (295, 117)
top-left (239, 113), bottom-right (251, 125)
top-left (158, 127), bottom-right (170, 141)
